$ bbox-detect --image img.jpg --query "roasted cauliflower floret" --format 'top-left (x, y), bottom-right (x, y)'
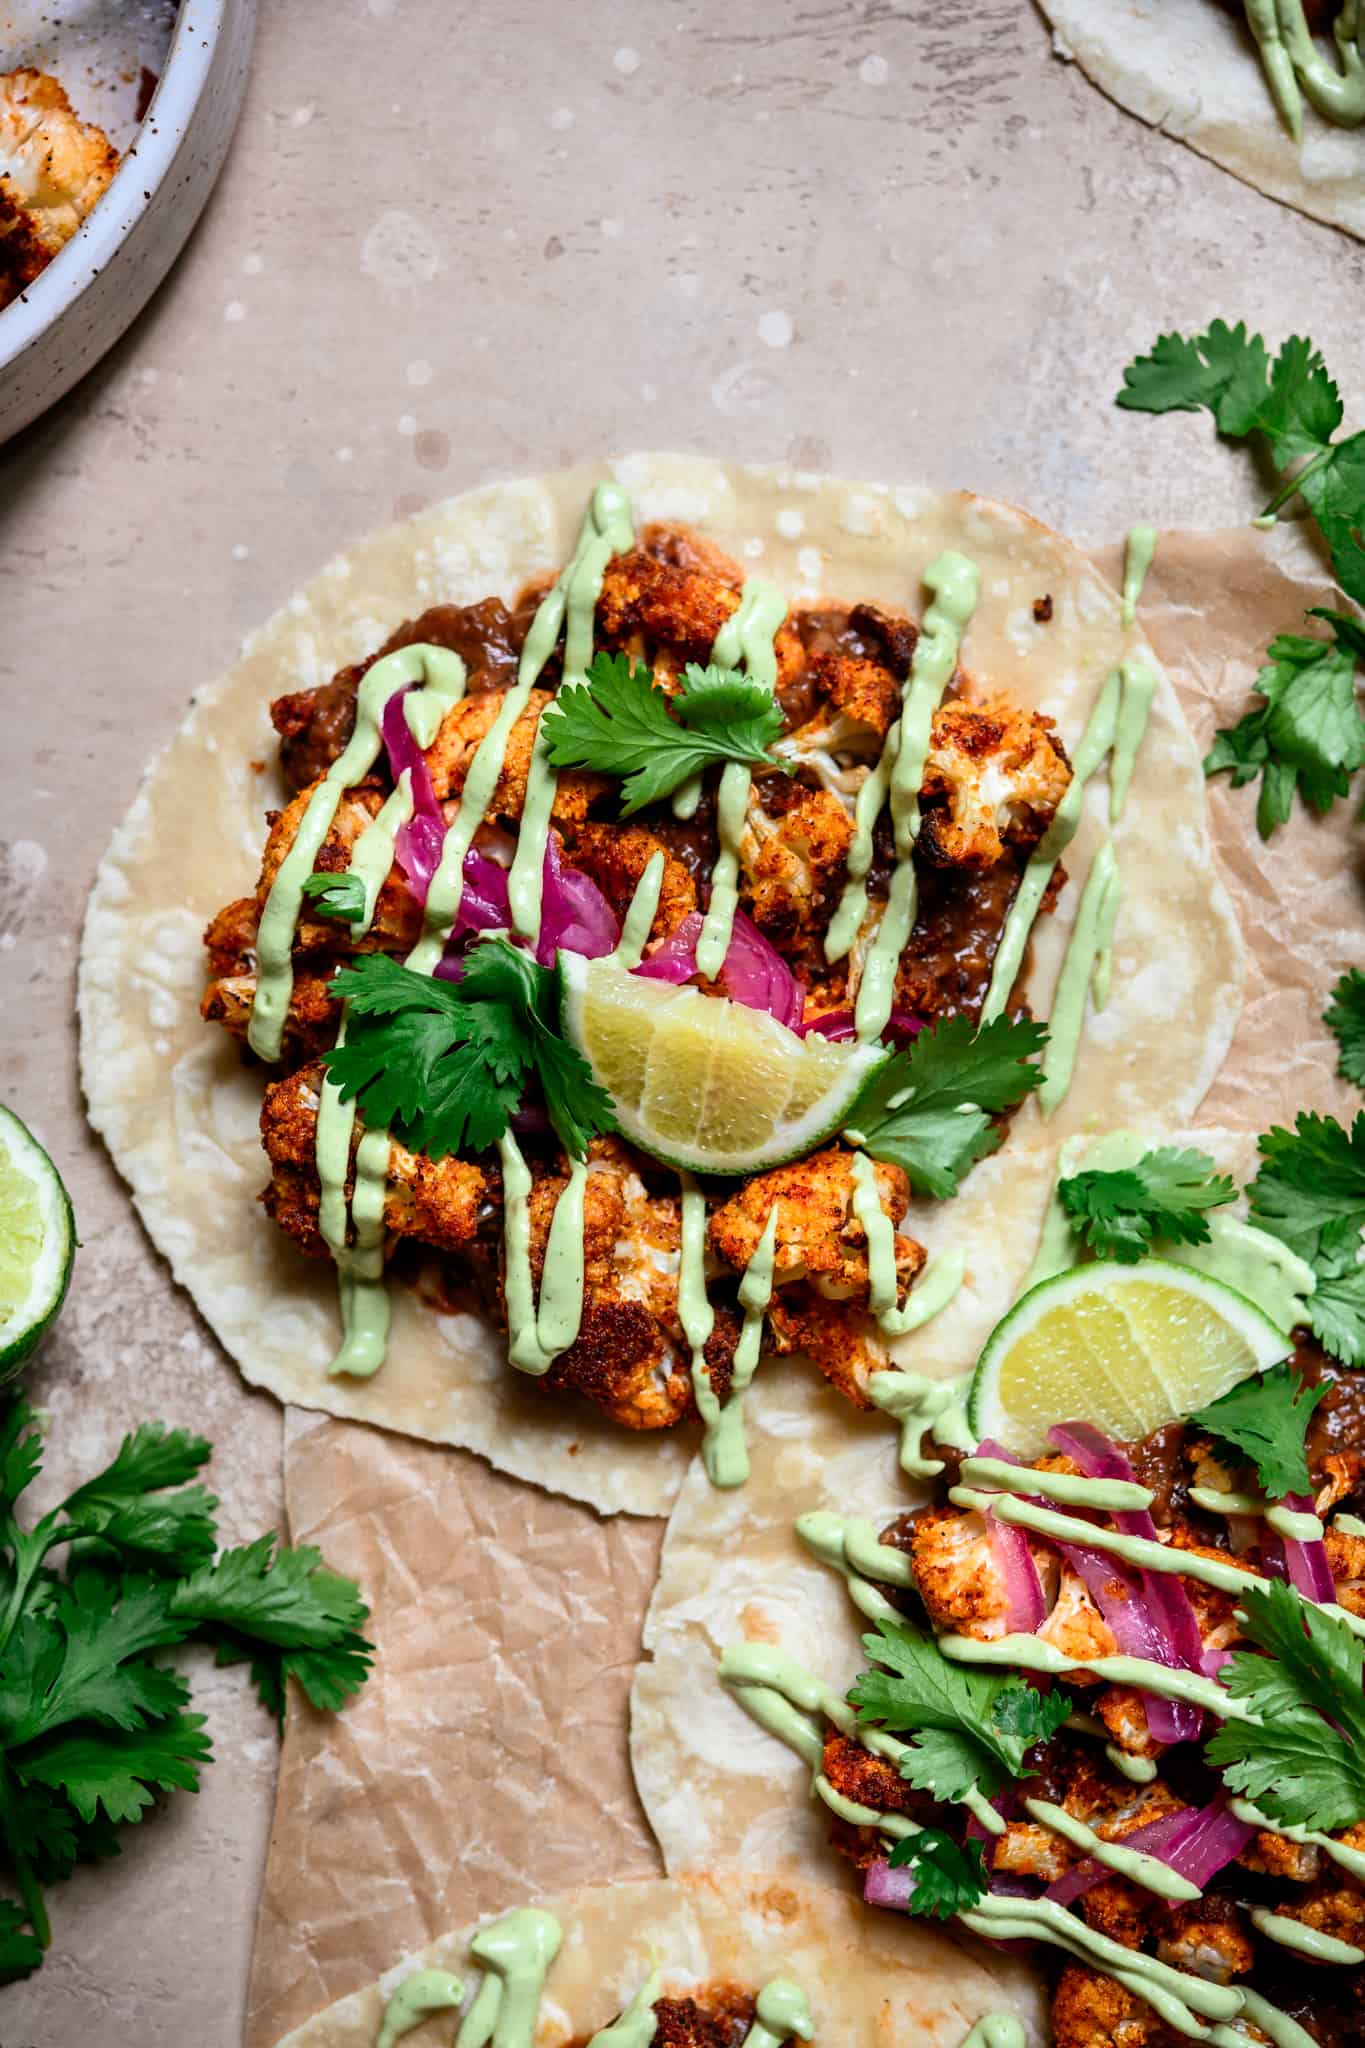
top-left (1153, 1893), bottom-right (1254, 1984)
top-left (1326, 1521), bottom-right (1365, 1618)
top-left (1051, 1964), bottom-right (1155, 2048)
top-left (259, 1062), bottom-right (486, 1258)
top-left (0, 71), bottom-right (117, 307)
top-left (708, 1148), bottom-right (921, 1304)
top-left (918, 696), bottom-right (1070, 869)
top-left (908, 1504), bottom-right (1059, 1643)
top-left (764, 1289), bottom-right (888, 1409)
top-left (424, 688), bottom-right (603, 823)
top-left (739, 779), bottom-right (853, 942)
top-left (1271, 1878), bottom-right (1365, 1953)
top-left (527, 1137), bottom-right (733, 1431)
top-left (561, 819), bottom-right (696, 940)
top-left (776, 651), bottom-right (902, 797)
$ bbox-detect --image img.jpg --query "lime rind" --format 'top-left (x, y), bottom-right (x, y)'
top-left (556, 953), bottom-right (887, 1176)
top-left (967, 1256), bottom-right (1292, 1456)
top-left (0, 1103), bottom-right (75, 1377)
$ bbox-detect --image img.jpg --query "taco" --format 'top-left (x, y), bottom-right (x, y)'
top-left (632, 1126), bottom-right (1365, 2046)
top-left (270, 1872), bottom-right (1044, 2048)
top-left (1039, 1), bottom-right (1365, 242)
top-left (79, 457), bottom-right (1240, 1517)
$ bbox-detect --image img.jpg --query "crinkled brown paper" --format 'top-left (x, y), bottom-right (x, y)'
top-left (248, 521), bottom-right (1365, 2047)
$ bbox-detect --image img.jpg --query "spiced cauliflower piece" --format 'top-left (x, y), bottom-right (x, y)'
top-left (424, 687), bottom-right (603, 823)
top-left (707, 1148), bottom-right (920, 1304)
top-left (918, 695), bottom-right (1070, 869)
top-left (1051, 1964), bottom-right (1156, 2048)
top-left (739, 778), bottom-right (853, 942)
top-left (259, 1062), bottom-right (487, 1258)
top-left (561, 819), bottom-right (696, 939)
top-left (530, 1137), bottom-right (736, 1431)
top-left (775, 651), bottom-right (902, 797)
top-left (908, 1504), bottom-right (1060, 1643)
top-left (0, 71), bottom-right (117, 308)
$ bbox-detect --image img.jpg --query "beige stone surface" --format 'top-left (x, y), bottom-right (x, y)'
top-left (0, 0), bottom-right (1361, 2042)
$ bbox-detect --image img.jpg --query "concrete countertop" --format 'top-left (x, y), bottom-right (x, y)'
top-left (1, 1), bottom-right (1360, 2041)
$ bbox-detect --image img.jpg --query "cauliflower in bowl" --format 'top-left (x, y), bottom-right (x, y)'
top-left (0, 70), bottom-right (119, 312)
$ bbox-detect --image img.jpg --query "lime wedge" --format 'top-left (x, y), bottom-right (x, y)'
top-left (0, 1104), bottom-right (75, 1377)
top-left (967, 1258), bottom-right (1292, 1456)
top-left (556, 954), bottom-right (886, 1175)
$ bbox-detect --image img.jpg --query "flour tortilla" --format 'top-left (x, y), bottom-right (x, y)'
top-left (272, 1872), bottom-right (1045, 2048)
top-left (1041, 0), bottom-right (1365, 241)
top-left (78, 455), bottom-right (1242, 1517)
top-left (630, 1129), bottom-right (1266, 1874)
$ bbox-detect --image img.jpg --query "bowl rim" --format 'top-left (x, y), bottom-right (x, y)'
top-left (0, 0), bottom-right (228, 372)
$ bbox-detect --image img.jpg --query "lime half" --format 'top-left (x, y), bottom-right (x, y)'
top-left (557, 954), bottom-right (886, 1176)
top-left (0, 1104), bottom-right (75, 1377)
top-left (967, 1258), bottom-right (1292, 1457)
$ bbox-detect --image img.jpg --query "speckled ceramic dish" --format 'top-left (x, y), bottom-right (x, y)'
top-left (0, 0), bottom-right (256, 444)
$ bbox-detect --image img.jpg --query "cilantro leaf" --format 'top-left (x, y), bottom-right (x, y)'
top-left (0, 1576), bottom-right (188, 1745)
top-left (848, 1618), bottom-right (1061, 1803)
top-left (16, 1712), bottom-right (212, 1826)
top-left (170, 1534), bottom-right (374, 1729)
top-left (0, 1900), bottom-right (43, 1981)
top-left (1189, 1361), bottom-right (1327, 1498)
top-left (886, 1827), bottom-right (987, 1919)
top-left (1058, 1146), bottom-right (1236, 1264)
top-left (328, 943), bottom-right (614, 1161)
top-left (1324, 968), bottom-right (1365, 1088)
top-left (846, 1014), bottom-right (1047, 1199)
top-left (1206, 1580), bottom-right (1365, 1831)
top-left (1248, 1112), bottom-right (1365, 1362)
top-left (301, 871), bottom-right (367, 923)
top-left (1118, 321), bottom-right (1365, 613)
top-left (58, 1422), bottom-right (218, 1572)
top-left (540, 650), bottom-right (786, 816)
top-left (1204, 621), bottom-right (1365, 837)
top-left (0, 1402), bottom-right (43, 1514)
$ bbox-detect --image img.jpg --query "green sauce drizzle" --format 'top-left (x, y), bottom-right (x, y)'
top-left (249, 643), bottom-right (467, 1061)
top-left (586, 1967), bottom-right (662, 2047)
top-left (376, 1968), bottom-right (466, 2048)
top-left (694, 580), bottom-right (787, 978)
top-left (456, 1909), bottom-right (562, 2048)
top-left (850, 554), bottom-right (981, 1042)
top-left (697, 1208), bottom-right (779, 1488)
top-left (498, 1133), bottom-right (590, 1377)
top-left (961, 2020), bottom-right (1025, 2048)
top-left (1248, 1907), bottom-right (1364, 1965)
top-left (1037, 838), bottom-right (1119, 1118)
top-left (849, 1150), bottom-right (965, 1335)
top-left (508, 484), bottom-right (635, 947)
top-left (1120, 524), bottom-right (1157, 630)
top-left (980, 655), bottom-right (1153, 1048)
top-left (1244, 0), bottom-right (1365, 134)
top-left (1022, 1796), bottom-right (1200, 1900)
top-left (612, 851), bottom-right (665, 970)
top-left (746, 1978), bottom-right (814, 2047)
top-left (866, 1368), bottom-right (975, 1478)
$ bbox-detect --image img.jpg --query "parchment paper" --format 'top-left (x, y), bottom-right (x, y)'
top-left (249, 516), bottom-right (1365, 2044)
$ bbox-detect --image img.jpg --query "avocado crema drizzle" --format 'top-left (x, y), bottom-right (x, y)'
top-left (1244, 0), bottom-right (1365, 137)
top-left (372, 1907), bottom-right (814, 2048)
top-left (718, 1229), bottom-right (1365, 2048)
top-left (243, 494), bottom-right (1161, 1482)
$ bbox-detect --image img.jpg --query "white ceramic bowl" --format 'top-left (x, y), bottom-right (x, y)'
top-left (0, 0), bottom-right (256, 444)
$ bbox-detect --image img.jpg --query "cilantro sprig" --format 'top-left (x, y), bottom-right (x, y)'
top-left (1117, 322), bottom-right (1365, 833)
top-left (539, 650), bottom-right (788, 815)
top-left (1202, 611), bottom-right (1365, 837)
top-left (885, 1827), bottom-right (988, 1919)
top-left (1058, 1147), bottom-right (1236, 1265)
top-left (1324, 968), bottom-right (1365, 1088)
top-left (326, 939), bottom-right (615, 1160)
top-left (1205, 1580), bottom-right (1365, 1832)
top-left (1247, 1112), bottom-right (1365, 1364)
top-left (1118, 322), bottom-right (1365, 603)
top-left (1189, 1360), bottom-right (1328, 1500)
top-left (0, 1397), bottom-right (372, 1978)
top-left (301, 871), bottom-right (367, 924)
top-left (848, 1618), bottom-right (1069, 1804)
top-left (844, 1014), bottom-right (1047, 1199)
